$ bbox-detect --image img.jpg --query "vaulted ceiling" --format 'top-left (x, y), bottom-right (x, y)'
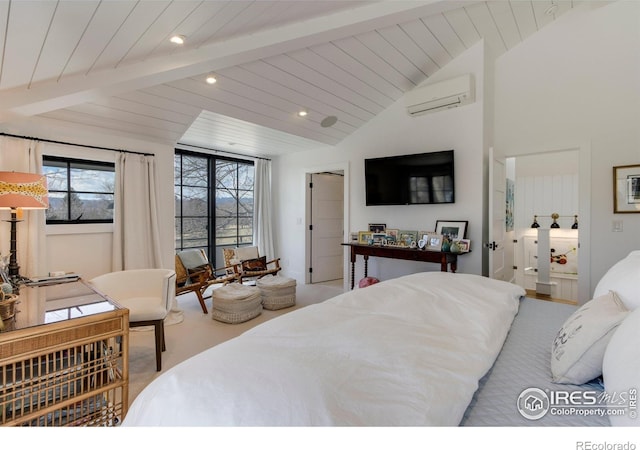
top-left (0, 1), bottom-right (600, 158)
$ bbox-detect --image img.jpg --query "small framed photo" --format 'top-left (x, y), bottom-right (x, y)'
top-left (613, 164), bottom-right (640, 213)
top-left (435, 220), bottom-right (468, 240)
top-left (358, 231), bottom-right (373, 244)
top-left (368, 223), bottom-right (386, 233)
top-left (350, 232), bottom-right (359, 242)
top-left (398, 230), bottom-right (418, 246)
top-left (386, 229), bottom-right (398, 240)
top-left (425, 234), bottom-right (443, 251)
top-left (371, 233), bottom-right (386, 245)
top-left (454, 239), bottom-right (471, 253)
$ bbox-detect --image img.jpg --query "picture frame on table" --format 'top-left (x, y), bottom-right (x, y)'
top-left (454, 239), bottom-right (471, 253)
top-left (418, 231), bottom-right (434, 241)
top-left (385, 229), bottom-right (399, 241)
top-left (435, 220), bottom-right (468, 240)
top-left (371, 233), bottom-right (386, 245)
top-left (425, 234), bottom-right (443, 252)
top-left (358, 231), bottom-right (373, 244)
top-left (398, 230), bottom-right (418, 246)
top-left (368, 223), bottom-right (386, 233)
top-left (613, 164), bottom-right (640, 213)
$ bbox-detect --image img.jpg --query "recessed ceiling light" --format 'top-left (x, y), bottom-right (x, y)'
top-left (170, 35), bottom-right (186, 45)
top-left (298, 110), bottom-right (308, 117)
top-left (206, 74), bottom-right (217, 84)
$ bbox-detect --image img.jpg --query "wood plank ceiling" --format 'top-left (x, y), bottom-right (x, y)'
top-left (0, 1), bottom-right (598, 158)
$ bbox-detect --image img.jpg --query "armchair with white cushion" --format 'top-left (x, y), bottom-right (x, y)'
top-left (89, 269), bottom-right (176, 372)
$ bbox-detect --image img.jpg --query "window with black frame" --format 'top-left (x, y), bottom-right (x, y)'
top-left (42, 156), bottom-right (115, 224)
top-left (174, 150), bottom-right (254, 264)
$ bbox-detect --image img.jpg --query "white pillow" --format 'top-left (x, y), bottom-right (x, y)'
top-left (603, 307), bottom-right (640, 426)
top-left (593, 250), bottom-right (640, 310)
top-left (551, 291), bottom-right (628, 384)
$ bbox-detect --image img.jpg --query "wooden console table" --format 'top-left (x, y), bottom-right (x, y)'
top-left (342, 243), bottom-right (466, 289)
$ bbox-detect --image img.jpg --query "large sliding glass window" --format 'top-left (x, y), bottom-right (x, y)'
top-left (174, 150), bottom-right (254, 266)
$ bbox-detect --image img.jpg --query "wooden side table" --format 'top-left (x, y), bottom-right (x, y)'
top-left (0, 279), bottom-right (129, 426)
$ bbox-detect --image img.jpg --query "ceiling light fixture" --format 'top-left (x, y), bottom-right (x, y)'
top-left (206, 74), bottom-right (217, 84)
top-left (298, 110), bottom-right (308, 117)
top-left (170, 34), bottom-right (186, 45)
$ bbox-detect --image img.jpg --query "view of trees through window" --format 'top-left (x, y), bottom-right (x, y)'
top-left (43, 156), bottom-right (115, 223)
top-left (175, 151), bottom-right (254, 261)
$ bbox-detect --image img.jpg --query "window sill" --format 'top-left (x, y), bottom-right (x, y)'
top-left (46, 223), bottom-right (114, 235)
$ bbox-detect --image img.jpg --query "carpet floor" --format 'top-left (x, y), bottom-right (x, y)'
top-left (127, 280), bottom-right (346, 406)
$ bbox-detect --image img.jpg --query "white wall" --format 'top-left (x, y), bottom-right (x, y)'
top-left (0, 118), bottom-right (176, 293)
top-left (494, 0), bottom-right (640, 297)
top-left (274, 41), bottom-right (487, 285)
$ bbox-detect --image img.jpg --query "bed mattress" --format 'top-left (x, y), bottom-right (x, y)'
top-left (461, 298), bottom-right (609, 426)
top-left (123, 272), bottom-right (524, 426)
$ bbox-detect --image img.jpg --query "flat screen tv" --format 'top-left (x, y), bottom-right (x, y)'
top-left (365, 150), bottom-right (454, 206)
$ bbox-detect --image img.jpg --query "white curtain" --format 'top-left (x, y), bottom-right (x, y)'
top-left (253, 159), bottom-right (274, 260)
top-left (113, 152), bottom-right (182, 326)
top-left (0, 136), bottom-right (48, 327)
top-left (112, 153), bottom-right (163, 270)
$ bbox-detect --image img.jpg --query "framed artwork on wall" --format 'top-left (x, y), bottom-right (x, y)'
top-left (613, 164), bottom-right (640, 213)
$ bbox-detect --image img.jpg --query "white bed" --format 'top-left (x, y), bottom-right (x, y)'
top-left (123, 272), bottom-right (524, 426)
top-left (123, 252), bottom-right (640, 427)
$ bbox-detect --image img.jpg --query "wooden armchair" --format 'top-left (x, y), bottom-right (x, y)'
top-left (222, 246), bottom-right (281, 284)
top-left (175, 249), bottom-right (238, 314)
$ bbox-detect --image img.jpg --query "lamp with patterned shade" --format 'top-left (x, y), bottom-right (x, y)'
top-left (0, 172), bottom-right (48, 287)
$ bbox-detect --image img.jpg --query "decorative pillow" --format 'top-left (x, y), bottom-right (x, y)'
top-left (241, 256), bottom-right (267, 272)
top-left (593, 250), bottom-right (640, 310)
top-left (187, 263), bottom-right (211, 278)
top-left (551, 291), bottom-right (628, 385)
top-left (603, 307), bottom-right (640, 426)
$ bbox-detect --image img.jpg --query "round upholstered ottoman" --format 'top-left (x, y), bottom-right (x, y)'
top-left (256, 276), bottom-right (296, 310)
top-left (211, 284), bottom-right (262, 324)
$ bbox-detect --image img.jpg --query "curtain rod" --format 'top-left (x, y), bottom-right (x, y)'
top-left (176, 142), bottom-right (271, 161)
top-left (0, 132), bottom-right (154, 156)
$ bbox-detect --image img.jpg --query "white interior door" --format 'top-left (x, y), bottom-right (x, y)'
top-left (488, 148), bottom-right (507, 281)
top-left (310, 172), bottom-right (344, 283)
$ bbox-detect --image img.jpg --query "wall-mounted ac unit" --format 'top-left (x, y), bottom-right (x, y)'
top-left (405, 74), bottom-right (474, 116)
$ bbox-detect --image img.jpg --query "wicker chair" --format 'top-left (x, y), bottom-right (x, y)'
top-left (175, 249), bottom-right (238, 314)
top-left (222, 246), bottom-right (281, 284)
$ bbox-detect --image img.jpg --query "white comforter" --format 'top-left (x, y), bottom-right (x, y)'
top-left (123, 272), bottom-right (524, 426)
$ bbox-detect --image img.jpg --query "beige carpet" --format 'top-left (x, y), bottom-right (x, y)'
top-left (127, 280), bottom-right (346, 406)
